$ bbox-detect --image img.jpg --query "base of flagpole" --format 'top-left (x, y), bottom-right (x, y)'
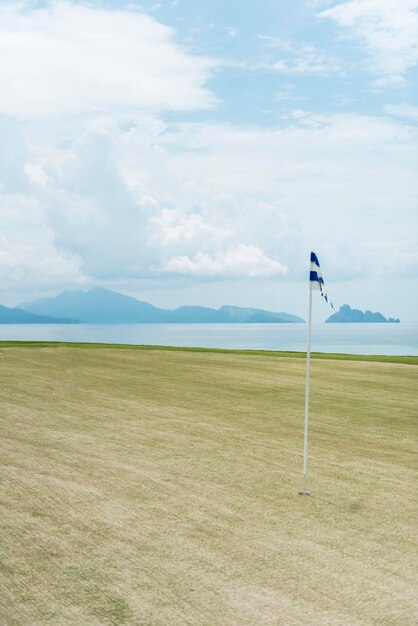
top-left (298, 491), bottom-right (310, 496)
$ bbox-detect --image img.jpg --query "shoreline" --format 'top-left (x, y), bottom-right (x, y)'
top-left (0, 340), bottom-right (417, 365)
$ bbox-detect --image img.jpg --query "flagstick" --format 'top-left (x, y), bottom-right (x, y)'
top-left (299, 284), bottom-right (312, 496)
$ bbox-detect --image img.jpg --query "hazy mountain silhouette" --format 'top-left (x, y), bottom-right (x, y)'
top-left (20, 287), bottom-right (304, 324)
top-left (0, 304), bottom-right (77, 324)
top-left (326, 304), bottom-right (399, 323)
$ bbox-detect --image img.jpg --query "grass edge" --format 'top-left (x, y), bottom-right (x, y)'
top-left (0, 340), bottom-right (416, 365)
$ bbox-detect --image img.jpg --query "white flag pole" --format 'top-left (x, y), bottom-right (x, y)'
top-left (299, 260), bottom-right (313, 496)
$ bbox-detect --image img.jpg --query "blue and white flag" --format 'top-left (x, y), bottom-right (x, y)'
top-left (310, 252), bottom-right (334, 309)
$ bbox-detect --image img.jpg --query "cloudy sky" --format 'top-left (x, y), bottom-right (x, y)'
top-left (1, 0), bottom-right (417, 321)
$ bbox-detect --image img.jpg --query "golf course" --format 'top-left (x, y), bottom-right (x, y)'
top-left (0, 343), bottom-right (416, 625)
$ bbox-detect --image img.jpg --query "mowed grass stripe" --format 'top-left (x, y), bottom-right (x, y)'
top-left (0, 346), bottom-right (416, 625)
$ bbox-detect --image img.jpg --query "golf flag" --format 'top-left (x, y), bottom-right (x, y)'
top-left (310, 252), bottom-right (334, 309)
top-left (299, 251), bottom-right (335, 496)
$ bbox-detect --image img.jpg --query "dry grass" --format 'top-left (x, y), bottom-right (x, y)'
top-left (0, 345), bottom-right (416, 625)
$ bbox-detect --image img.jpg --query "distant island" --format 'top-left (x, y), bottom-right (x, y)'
top-left (11, 287), bottom-right (305, 324)
top-left (326, 304), bottom-right (400, 323)
top-left (0, 304), bottom-right (78, 324)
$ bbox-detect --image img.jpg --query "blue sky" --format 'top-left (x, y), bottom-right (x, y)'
top-left (0, 0), bottom-right (417, 321)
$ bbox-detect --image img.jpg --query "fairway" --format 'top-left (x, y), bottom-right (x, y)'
top-left (0, 344), bottom-right (416, 625)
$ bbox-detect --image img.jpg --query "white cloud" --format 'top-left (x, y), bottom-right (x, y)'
top-left (0, 0), bottom-right (417, 300)
top-left (272, 45), bottom-right (344, 76)
top-left (1, 108), bottom-right (417, 297)
top-left (384, 104), bottom-right (418, 122)
top-left (275, 84), bottom-right (298, 102)
top-left (0, 1), bottom-right (216, 118)
top-left (156, 114), bottom-right (418, 279)
top-left (226, 27), bottom-right (238, 38)
top-left (319, 0), bottom-right (418, 87)
top-left (42, 131), bottom-right (162, 280)
top-left (0, 0), bottom-right (415, 322)
top-left (321, 238), bottom-right (418, 282)
top-left (150, 208), bottom-right (230, 251)
top-left (162, 245), bottom-right (288, 278)
top-left (0, 238), bottom-right (84, 290)
top-left (366, 240), bottom-right (418, 276)
top-left (258, 35), bottom-right (344, 76)
top-left (0, 193), bottom-right (86, 299)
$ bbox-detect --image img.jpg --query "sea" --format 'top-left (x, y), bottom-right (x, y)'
top-left (0, 323), bottom-right (417, 356)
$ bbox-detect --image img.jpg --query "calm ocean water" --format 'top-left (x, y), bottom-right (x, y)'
top-left (0, 323), bottom-right (417, 356)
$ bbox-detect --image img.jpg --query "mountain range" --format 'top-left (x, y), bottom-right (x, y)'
top-left (0, 304), bottom-right (77, 324)
top-left (17, 287), bottom-right (305, 324)
top-left (326, 304), bottom-right (400, 323)
top-left (0, 291), bottom-right (400, 325)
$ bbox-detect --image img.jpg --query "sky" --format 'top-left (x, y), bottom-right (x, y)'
top-left (0, 0), bottom-right (417, 322)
